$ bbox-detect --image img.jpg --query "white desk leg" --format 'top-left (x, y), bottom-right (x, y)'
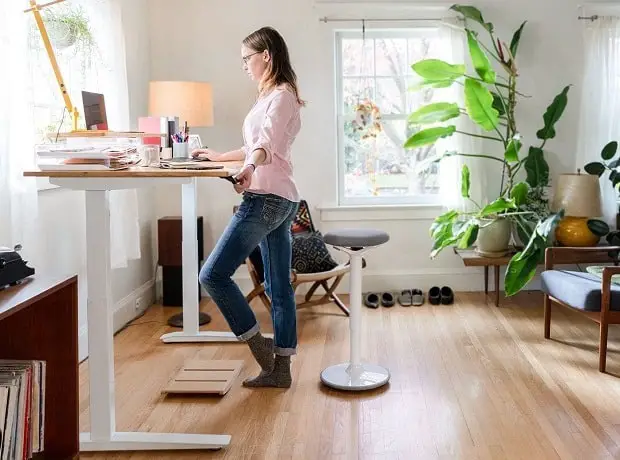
top-left (82, 190), bottom-right (230, 451)
top-left (160, 178), bottom-right (272, 343)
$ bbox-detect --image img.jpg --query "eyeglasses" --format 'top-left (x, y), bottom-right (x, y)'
top-left (242, 51), bottom-right (261, 64)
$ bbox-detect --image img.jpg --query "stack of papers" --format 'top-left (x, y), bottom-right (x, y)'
top-left (35, 145), bottom-right (139, 170)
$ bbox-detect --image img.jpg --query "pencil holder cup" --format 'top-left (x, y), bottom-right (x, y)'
top-left (172, 142), bottom-right (188, 159)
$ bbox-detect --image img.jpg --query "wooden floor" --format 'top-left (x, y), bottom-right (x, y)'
top-left (78, 291), bottom-right (620, 460)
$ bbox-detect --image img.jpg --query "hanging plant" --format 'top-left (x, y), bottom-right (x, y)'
top-left (352, 99), bottom-right (383, 139)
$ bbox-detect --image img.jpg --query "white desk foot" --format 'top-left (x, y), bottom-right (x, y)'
top-left (320, 363), bottom-right (390, 391)
top-left (80, 431), bottom-right (231, 451)
top-left (160, 330), bottom-right (274, 343)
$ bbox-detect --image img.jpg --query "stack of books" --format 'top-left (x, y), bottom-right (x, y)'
top-left (35, 144), bottom-right (139, 171)
top-left (0, 360), bottom-right (46, 460)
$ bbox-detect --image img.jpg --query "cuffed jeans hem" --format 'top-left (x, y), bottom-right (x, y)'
top-left (274, 347), bottom-right (296, 356)
top-left (237, 323), bottom-right (260, 341)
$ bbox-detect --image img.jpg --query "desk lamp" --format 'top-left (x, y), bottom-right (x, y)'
top-left (552, 171), bottom-right (603, 246)
top-left (148, 81), bottom-right (214, 157)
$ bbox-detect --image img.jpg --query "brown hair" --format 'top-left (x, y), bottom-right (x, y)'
top-left (243, 27), bottom-right (305, 106)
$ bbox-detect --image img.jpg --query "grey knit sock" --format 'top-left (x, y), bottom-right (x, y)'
top-left (246, 333), bottom-right (274, 373)
top-left (242, 355), bottom-right (292, 388)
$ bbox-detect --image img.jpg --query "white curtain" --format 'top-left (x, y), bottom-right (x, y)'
top-left (83, 0), bottom-right (141, 269)
top-left (0, 2), bottom-right (40, 257)
top-left (435, 18), bottom-right (487, 213)
top-left (575, 16), bottom-right (620, 230)
top-left (0, 0), bottom-right (140, 269)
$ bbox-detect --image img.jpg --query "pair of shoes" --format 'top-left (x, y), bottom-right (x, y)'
top-left (364, 292), bottom-right (395, 308)
top-left (398, 289), bottom-right (424, 306)
top-left (429, 286), bottom-right (454, 305)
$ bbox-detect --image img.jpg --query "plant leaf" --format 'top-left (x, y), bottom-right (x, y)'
top-left (504, 135), bottom-right (522, 163)
top-left (510, 181), bottom-right (529, 206)
top-left (509, 21), bottom-right (527, 59)
top-left (461, 164), bottom-right (470, 198)
top-left (450, 5), bottom-right (493, 33)
top-left (536, 85), bottom-right (570, 140)
top-left (479, 197), bottom-right (517, 217)
top-left (491, 92), bottom-right (506, 117)
top-left (464, 78), bottom-right (499, 131)
top-left (408, 102), bottom-right (461, 124)
top-left (587, 218), bottom-right (610, 237)
top-left (584, 161), bottom-right (606, 177)
top-left (411, 59), bottom-right (465, 81)
top-left (408, 79), bottom-right (456, 91)
top-left (536, 210), bottom-right (564, 245)
top-left (404, 125), bottom-right (456, 149)
top-left (524, 147), bottom-right (549, 188)
top-left (466, 29), bottom-right (496, 83)
top-left (601, 141), bottom-right (618, 161)
top-left (504, 246), bottom-right (543, 296)
top-left (457, 222), bottom-right (479, 249)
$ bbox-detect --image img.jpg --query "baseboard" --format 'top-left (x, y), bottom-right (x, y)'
top-left (78, 278), bottom-right (155, 362)
top-left (231, 266), bottom-right (543, 295)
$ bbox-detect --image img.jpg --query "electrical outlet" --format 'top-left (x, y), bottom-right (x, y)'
top-left (135, 297), bottom-right (142, 312)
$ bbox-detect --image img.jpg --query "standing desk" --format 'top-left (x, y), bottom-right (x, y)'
top-left (24, 163), bottom-right (243, 452)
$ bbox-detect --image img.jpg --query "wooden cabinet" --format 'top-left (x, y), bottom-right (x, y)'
top-left (0, 274), bottom-right (79, 459)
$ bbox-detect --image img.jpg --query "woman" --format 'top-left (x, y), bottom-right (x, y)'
top-left (192, 26), bottom-right (303, 389)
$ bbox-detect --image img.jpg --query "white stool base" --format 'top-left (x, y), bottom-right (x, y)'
top-left (320, 363), bottom-right (390, 391)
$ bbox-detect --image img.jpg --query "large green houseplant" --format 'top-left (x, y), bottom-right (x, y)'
top-left (406, 4), bottom-right (569, 295)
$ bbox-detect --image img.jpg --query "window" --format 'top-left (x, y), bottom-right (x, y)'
top-left (335, 28), bottom-right (448, 206)
top-left (26, 1), bottom-right (104, 143)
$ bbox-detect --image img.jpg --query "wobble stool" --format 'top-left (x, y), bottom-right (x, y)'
top-left (320, 228), bottom-right (390, 391)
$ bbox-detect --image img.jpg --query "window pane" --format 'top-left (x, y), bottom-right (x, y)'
top-left (342, 78), bottom-right (375, 114)
top-left (376, 77), bottom-right (407, 115)
top-left (341, 38), bottom-right (374, 76)
top-left (375, 38), bottom-right (407, 76)
top-left (342, 120), bottom-right (440, 199)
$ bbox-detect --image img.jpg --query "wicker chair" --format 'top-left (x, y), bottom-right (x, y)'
top-left (238, 200), bottom-right (350, 316)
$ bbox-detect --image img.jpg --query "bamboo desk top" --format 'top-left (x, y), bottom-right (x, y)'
top-left (23, 161), bottom-right (244, 178)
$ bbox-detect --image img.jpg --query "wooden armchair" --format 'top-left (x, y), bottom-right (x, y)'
top-left (541, 246), bottom-right (620, 372)
top-left (237, 200), bottom-right (351, 316)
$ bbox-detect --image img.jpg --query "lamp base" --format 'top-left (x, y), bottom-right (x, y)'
top-left (555, 216), bottom-right (600, 247)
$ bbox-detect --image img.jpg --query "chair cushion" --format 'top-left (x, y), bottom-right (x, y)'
top-left (323, 228), bottom-right (389, 248)
top-left (291, 231), bottom-right (338, 274)
top-left (540, 270), bottom-right (620, 312)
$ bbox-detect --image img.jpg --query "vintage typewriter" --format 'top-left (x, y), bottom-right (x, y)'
top-left (0, 245), bottom-right (35, 290)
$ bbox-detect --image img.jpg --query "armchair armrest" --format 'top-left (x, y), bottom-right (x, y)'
top-left (544, 246), bottom-right (620, 269)
top-left (601, 266), bottom-right (620, 314)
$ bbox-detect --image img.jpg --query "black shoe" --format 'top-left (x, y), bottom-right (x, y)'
top-left (440, 286), bottom-right (454, 305)
top-left (381, 292), bottom-right (395, 307)
top-left (429, 286), bottom-right (441, 305)
top-left (364, 293), bottom-right (379, 308)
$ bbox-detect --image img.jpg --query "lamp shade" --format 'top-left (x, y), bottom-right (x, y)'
top-left (551, 173), bottom-right (602, 217)
top-left (148, 81), bottom-right (214, 127)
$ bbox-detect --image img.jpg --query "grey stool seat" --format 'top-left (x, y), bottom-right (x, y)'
top-left (324, 228), bottom-right (389, 248)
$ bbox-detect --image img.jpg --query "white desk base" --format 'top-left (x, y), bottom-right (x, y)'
top-left (50, 176), bottom-right (233, 452)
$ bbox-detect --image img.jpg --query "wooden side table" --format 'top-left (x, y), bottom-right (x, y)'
top-left (454, 248), bottom-right (516, 307)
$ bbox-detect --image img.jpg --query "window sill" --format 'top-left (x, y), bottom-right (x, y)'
top-left (317, 203), bottom-right (443, 221)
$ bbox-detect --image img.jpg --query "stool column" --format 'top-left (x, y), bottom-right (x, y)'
top-left (350, 250), bottom-right (363, 368)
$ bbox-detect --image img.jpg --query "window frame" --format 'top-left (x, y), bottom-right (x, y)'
top-left (334, 27), bottom-right (443, 207)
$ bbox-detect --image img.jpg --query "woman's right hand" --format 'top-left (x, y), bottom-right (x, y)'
top-left (191, 148), bottom-right (221, 161)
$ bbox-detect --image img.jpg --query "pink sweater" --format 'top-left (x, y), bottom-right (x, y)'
top-left (242, 86), bottom-right (301, 202)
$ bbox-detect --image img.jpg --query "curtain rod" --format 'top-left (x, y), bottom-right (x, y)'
top-left (578, 14), bottom-right (619, 21)
top-left (318, 16), bottom-right (444, 23)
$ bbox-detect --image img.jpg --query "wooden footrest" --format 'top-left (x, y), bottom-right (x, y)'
top-left (162, 360), bottom-right (244, 396)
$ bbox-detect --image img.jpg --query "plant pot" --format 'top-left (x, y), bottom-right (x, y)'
top-left (475, 217), bottom-right (511, 257)
top-left (47, 20), bottom-right (76, 49)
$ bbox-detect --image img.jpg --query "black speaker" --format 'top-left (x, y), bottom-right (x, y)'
top-left (157, 216), bottom-right (210, 327)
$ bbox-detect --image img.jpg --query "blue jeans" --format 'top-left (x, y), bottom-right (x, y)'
top-left (199, 192), bottom-right (299, 356)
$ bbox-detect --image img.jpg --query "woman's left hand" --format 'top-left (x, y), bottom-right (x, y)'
top-left (232, 164), bottom-right (254, 193)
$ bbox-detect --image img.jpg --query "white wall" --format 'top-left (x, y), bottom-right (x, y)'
top-left (147, 0), bottom-right (616, 295)
top-left (29, 0), bottom-right (155, 362)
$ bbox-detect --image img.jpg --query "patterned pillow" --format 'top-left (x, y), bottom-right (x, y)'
top-left (291, 200), bottom-right (314, 235)
top-left (291, 231), bottom-right (338, 273)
